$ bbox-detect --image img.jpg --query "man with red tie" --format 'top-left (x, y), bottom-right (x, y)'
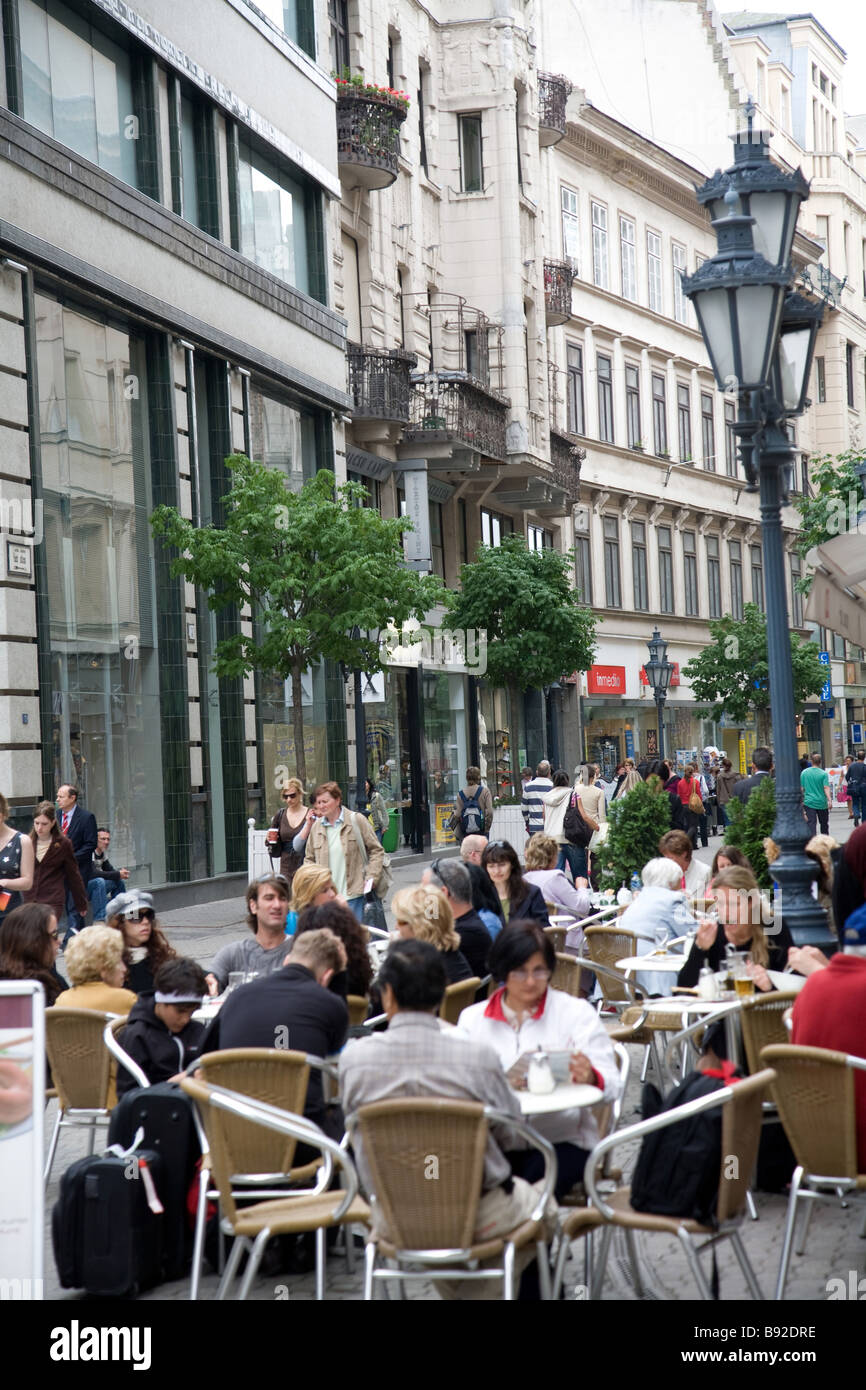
top-left (56, 784), bottom-right (98, 945)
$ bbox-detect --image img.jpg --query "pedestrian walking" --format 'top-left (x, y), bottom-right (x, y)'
top-left (55, 784), bottom-right (97, 941)
top-left (801, 753), bottom-right (831, 838)
top-left (23, 801), bottom-right (88, 942)
top-left (715, 757), bottom-right (738, 828)
top-left (846, 751), bottom-right (866, 828)
top-left (293, 781), bottom-right (384, 922)
top-left (521, 761), bottom-right (553, 837)
top-left (0, 791), bottom-right (34, 925)
top-left (676, 763), bottom-right (705, 849)
top-left (267, 777), bottom-right (308, 888)
top-left (364, 779), bottom-right (390, 843)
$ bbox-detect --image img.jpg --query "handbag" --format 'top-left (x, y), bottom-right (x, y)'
top-left (349, 812), bottom-right (393, 899)
top-left (563, 792), bottom-right (594, 847)
top-left (687, 780), bottom-right (704, 815)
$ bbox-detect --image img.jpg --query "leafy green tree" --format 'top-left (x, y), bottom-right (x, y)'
top-left (682, 603), bottom-right (826, 746)
top-left (723, 776), bottom-right (776, 889)
top-left (151, 456), bottom-right (442, 783)
top-left (792, 448), bottom-right (866, 593)
top-left (442, 533), bottom-right (598, 694)
top-left (594, 780), bottom-right (672, 891)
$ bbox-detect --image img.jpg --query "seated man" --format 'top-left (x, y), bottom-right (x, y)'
top-left (659, 829), bottom-right (711, 899)
top-left (205, 875), bottom-right (293, 995)
top-left (116, 957), bottom-right (208, 1096)
top-left (422, 858), bottom-right (493, 978)
top-left (791, 916), bottom-right (866, 1168)
top-left (86, 827), bottom-right (130, 922)
top-left (339, 939), bottom-right (556, 1299)
top-left (201, 928), bottom-right (348, 1134)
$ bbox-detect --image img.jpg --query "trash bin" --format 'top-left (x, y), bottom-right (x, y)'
top-left (382, 809), bottom-right (399, 854)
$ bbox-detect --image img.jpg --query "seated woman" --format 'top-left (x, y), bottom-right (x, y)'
top-left (710, 845), bottom-right (753, 878)
top-left (481, 841), bottom-right (550, 927)
top-left (285, 865), bottom-right (339, 937)
top-left (105, 890), bottom-right (175, 994)
top-left (620, 857), bottom-right (698, 997)
top-left (523, 833), bottom-right (590, 953)
top-left (389, 885), bottom-right (472, 983)
top-left (294, 899), bottom-right (374, 999)
top-left (458, 921), bottom-right (621, 1200)
top-left (677, 865), bottom-right (793, 991)
top-left (0, 902), bottom-right (64, 1004)
top-left (55, 925), bottom-right (138, 1015)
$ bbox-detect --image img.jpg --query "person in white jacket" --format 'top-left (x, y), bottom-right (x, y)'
top-left (618, 857), bottom-right (699, 996)
top-left (543, 769), bottom-right (588, 881)
top-left (458, 921), bottom-right (621, 1200)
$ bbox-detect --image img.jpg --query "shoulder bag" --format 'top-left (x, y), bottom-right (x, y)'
top-left (349, 813), bottom-right (393, 899)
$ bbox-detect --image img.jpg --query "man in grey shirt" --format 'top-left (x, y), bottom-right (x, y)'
top-left (205, 875), bottom-right (291, 994)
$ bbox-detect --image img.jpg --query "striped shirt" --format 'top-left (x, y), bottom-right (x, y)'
top-left (521, 777), bottom-right (553, 834)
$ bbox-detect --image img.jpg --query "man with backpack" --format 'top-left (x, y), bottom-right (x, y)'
top-left (450, 766), bottom-right (493, 843)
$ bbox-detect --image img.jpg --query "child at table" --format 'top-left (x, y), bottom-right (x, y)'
top-left (116, 957), bottom-right (208, 1096)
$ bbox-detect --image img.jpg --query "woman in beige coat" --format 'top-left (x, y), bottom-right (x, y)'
top-left (576, 765), bottom-right (607, 824)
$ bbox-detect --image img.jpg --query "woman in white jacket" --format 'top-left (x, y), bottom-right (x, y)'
top-left (458, 921), bottom-right (621, 1199)
top-left (543, 769), bottom-right (587, 881)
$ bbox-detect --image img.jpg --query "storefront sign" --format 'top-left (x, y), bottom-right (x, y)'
top-left (624, 728), bottom-right (634, 758)
top-left (434, 802), bottom-right (457, 847)
top-left (400, 462), bottom-right (431, 570)
top-left (646, 729), bottom-right (658, 756)
top-left (0, 982), bottom-right (45, 1298)
top-left (852, 723), bottom-right (864, 745)
top-left (587, 665), bottom-right (626, 695)
top-left (639, 663), bottom-right (680, 687)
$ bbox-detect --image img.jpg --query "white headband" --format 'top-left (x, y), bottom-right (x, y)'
top-left (154, 991), bottom-right (202, 1005)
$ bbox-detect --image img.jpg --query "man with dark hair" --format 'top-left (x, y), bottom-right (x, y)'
top-left (205, 875), bottom-right (292, 994)
top-left (339, 939), bottom-right (556, 1299)
top-left (801, 752), bottom-right (831, 837)
top-left (56, 783), bottom-right (98, 944)
top-left (459, 834), bottom-right (504, 931)
top-left (116, 957), bottom-right (208, 1095)
top-left (846, 750), bottom-right (866, 828)
top-left (731, 747), bottom-right (774, 806)
top-left (422, 858), bottom-right (493, 977)
top-left (86, 827), bottom-right (129, 923)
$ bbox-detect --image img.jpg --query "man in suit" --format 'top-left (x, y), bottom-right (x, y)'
top-left (56, 784), bottom-right (97, 942)
top-left (731, 747), bottom-right (773, 806)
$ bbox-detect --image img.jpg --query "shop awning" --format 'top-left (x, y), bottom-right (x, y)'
top-left (805, 534), bottom-right (866, 649)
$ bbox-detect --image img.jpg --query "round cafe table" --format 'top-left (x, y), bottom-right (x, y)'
top-left (616, 954), bottom-right (685, 973)
top-left (517, 1083), bottom-right (603, 1116)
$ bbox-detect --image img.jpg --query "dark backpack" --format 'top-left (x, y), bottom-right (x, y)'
top-left (563, 792), bottom-right (591, 847)
top-left (630, 1066), bottom-right (740, 1226)
top-left (456, 788), bottom-right (485, 837)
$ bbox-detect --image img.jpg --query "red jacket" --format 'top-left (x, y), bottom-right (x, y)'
top-left (23, 834), bottom-right (88, 920)
top-left (677, 776), bottom-right (699, 805)
top-left (791, 954), bottom-right (866, 1169)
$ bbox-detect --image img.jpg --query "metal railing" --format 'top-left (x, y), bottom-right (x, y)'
top-left (544, 258), bottom-right (573, 325)
top-left (538, 73), bottom-right (572, 145)
top-left (347, 344), bottom-right (417, 422)
top-left (404, 372), bottom-right (510, 460)
top-left (549, 426), bottom-right (585, 500)
top-left (336, 90), bottom-right (407, 186)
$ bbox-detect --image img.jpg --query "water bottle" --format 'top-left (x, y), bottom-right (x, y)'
top-left (630, 872), bottom-right (641, 895)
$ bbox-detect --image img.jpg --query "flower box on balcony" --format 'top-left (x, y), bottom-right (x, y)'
top-left (336, 85), bottom-right (408, 191)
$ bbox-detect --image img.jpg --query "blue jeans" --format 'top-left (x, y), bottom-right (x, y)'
top-left (347, 895), bottom-right (366, 923)
top-left (851, 787), bottom-right (866, 823)
top-left (557, 844), bottom-right (588, 881)
top-left (87, 876), bottom-right (109, 921)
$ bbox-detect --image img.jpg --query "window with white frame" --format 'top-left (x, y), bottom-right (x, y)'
top-left (459, 113), bottom-right (483, 192)
top-left (677, 383), bottom-right (692, 461)
top-left (603, 515), bottom-right (621, 608)
top-left (657, 524), bottom-right (674, 614)
top-left (672, 243), bottom-right (688, 323)
top-left (724, 400), bottom-right (737, 476)
top-left (647, 229), bottom-right (663, 313)
top-left (561, 186), bottom-right (580, 272)
top-left (631, 520), bottom-right (649, 611)
top-left (790, 552), bottom-right (803, 626)
top-left (683, 530), bottom-right (699, 616)
top-left (706, 535), bottom-right (722, 618)
top-left (597, 353), bottom-right (614, 443)
top-left (625, 364), bottom-right (641, 449)
top-left (527, 525), bottom-right (553, 550)
top-left (566, 343), bottom-right (585, 434)
top-left (591, 201), bottom-right (609, 290)
top-left (701, 391), bottom-right (715, 470)
top-left (620, 215), bottom-right (636, 301)
top-left (575, 535), bottom-right (592, 605)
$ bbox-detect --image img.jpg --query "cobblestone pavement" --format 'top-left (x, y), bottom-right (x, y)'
top-left (42, 806), bottom-right (860, 1302)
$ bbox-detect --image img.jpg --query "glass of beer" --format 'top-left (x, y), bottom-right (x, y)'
top-left (732, 953), bottom-right (755, 996)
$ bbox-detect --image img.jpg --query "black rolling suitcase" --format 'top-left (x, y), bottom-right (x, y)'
top-left (108, 1083), bottom-right (201, 1279)
top-left (52, 1148), bottom-right (164, 1297)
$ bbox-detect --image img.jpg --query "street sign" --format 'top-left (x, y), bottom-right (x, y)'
top-left (822, 705), bottom-right (835, 719)
top-left (852, 723), bottom-right (864, 745)
top-left (624, 728), bottom-right (634, 758)
top-left (818, 650), bottom-right (830, 663)
top-left (821, 679), bottom-right (832, 701)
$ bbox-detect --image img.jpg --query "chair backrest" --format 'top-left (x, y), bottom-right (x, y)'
top-left (716, 1068), bottom-right (776, 1222)
top-left (760, 1044), bottom-right (859, 1180)
top-left (103, 1016), bottom-right (148, 1090)
top-left (739, 990), bottom-right (800, 1074)
top-left (346, 995), bottom-right (370, 1027)
top-left (439, 976), bottom-right (482, 1025)
top-left (584, 926), bottom-right (639, 1003)
top-left (551, 952), bottom-right (581, 996)
top-left (195, 1049), bottom-right (311, 1179)
top-left (351, 1097), bottom-right (487, 1249)
top-left (544, 925), bottom-right (567, 954)
top-left (45, 1008), bottom-right (113, 1110)
top-left (593, 1040), bottom-right (630, 1145)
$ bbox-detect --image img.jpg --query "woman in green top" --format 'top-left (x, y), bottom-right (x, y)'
top-left (480, 840), bottom-right (550, 927)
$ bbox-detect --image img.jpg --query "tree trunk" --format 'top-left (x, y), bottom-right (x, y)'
top-left (291, 658), bottom-right (307, 786)
top-left (756, 705), bottom-right (772, 748)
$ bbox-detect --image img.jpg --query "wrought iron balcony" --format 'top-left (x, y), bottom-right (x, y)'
top-left (799, 261), bottom-right (847, 309)
top-left (348, 345), bottom-right (417, 423)
top-left (336, 88), bottom-right (407, 190)
top-left (404, 372), bottom-right (509, 461)
top-left (544, 259), bottom-right (573, 326)
top-left (549, 426), bottom-right (585, 501)
top-left (538, 73), bottom-right (572, 147)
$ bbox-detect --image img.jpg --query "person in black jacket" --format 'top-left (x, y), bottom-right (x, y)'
top-left (677, 866), bottom-right (792, 989)
top-left (481, 840), bottom-right (550, 928)
top-left (422, 858), bottom-right (492, 979)
top-left (55, 785), bottom-right (97, 941)
top-left (200, 929), bottom-right (348, 1132)
top-left (86, 828), bottom-right (130, 922)
top-left (116, 957), bottom-right (208, 1096)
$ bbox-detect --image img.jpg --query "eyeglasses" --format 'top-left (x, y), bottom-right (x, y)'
top-left (508, 967), bottom-right (551, 983)
top-left (283, 791), bottom-right (299, 800)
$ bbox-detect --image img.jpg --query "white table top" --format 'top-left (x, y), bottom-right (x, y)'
top-left (517, 1083), bottom-right (603, 1115)
top-left (766, 970), bottom-right (807, 993)
top-left (640, 995), bottom-right (742, 1015)
top-left (616, 954), bottom-right (686, 973)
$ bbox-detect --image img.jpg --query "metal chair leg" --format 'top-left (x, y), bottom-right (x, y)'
top-left (536, 1239), bottom-right (552, 1301)
top-left (794, 1197), bottom-right (815, 1256)
top-left (189, 1165), bottom-right (210, 1300)
top-left (315, 1226), bottom-right (326, 1301)
top-left (343, 1223), bottom-right (356, 1275)
top-left (584, 1229), bottom-right (593, 1299)
top-left (774, 1165), bottom-right (804, 1301)
top-left (216, 1233), bottom-right (248, 1300)
top-left (679, 1230), bottom-right (713, 1299)
top-left (551, 1232), bottom-right (570, 1301)
top-left (730, 1229), bottom-right (764, 1300)
top-left (591, 1224), bottom-right (613, 1299)
top-left (640, 1044), bottom-right (651, 1083)
top-left (503, 1242), bottom-right (516, 1300)
top-left (363, 1241), bottom-right (377, 1300)
top-left (237, 1227), bottom-right (271, 1301)
top-left (623, 1228), bottom-right (644, 1296)
top-left (745, 1188), bottom-right (759, 1221)
top-left (43, 1109), bottom-right (62, 1184)
top-left (86, 1120), bottom-right (97, 1156)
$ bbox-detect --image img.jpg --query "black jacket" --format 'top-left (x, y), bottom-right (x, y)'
top-left (731, 771), bottom-right (773, 806)
top-left (466, 862), bottom-right (503, 921)
top-left (116, 992), bottom-right (206, 1096)
top-left (677, 920), bottom-right (793, 988)
top-left (62, 805), bottom-right (98, 883)
top-left (453, 908), bottom-right (493, 979)
top-left (508, 882), bottom-right (551, 928)
top-left (200, 963), bottom-right (348, 1126)
top-left (91, 853), bottom-right (123, 887)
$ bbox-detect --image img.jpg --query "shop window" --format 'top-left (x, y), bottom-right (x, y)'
top-left (250, 385), bottom-right (320, 493)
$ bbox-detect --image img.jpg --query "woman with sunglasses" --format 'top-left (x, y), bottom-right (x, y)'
top-left (458, 921), bottom-right (620, 1200)
top-left (0, 902), bottom-right (65, 1004)
top-left (23, 800), bottom-right (88, 932)
top-left (481, 840), bottom-right (550, 927)
top-left (105, 890), bottom-right (175, 994)
top-left (267, 778), bottom-right (308, 889)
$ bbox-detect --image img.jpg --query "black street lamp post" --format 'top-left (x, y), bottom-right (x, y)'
top-left (644, 627), bottom-right (674, 763)
top-left (683, 108), bottom-right (832, 950)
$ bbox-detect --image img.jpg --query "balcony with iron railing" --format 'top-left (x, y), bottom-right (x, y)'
top-left (538, 73), bottom-right (572, 147)
top-left (549, 427), bottom-right (585, 502)
top-left (404, 372), bottom-right (510, 461)
top-left (544, 259), bottom-right (573, 326)
top-left (336, 86), bottom-right (408, 190)
top-left (347, 345), bottom-right (417, 423)
top-left (798, 262), bottom-right (848, 309)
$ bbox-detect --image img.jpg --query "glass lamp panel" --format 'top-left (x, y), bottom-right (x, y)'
top-left (777, 324), bottom-right (811, 412)
top-left (736, 283), bottom-right (782, 387)
top-left (747, 189), bottom-right (795, 266)
top-left (695, 287), bottom-right (736, 388)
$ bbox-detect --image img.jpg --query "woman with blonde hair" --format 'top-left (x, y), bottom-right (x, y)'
top-left (677, 864), bottom-right (793, 990)
top-left (390, 884), bottom-right (472, 982)
top-left (55, 925), bottom-right (137, 1015)
top-left (284, 864), bottom-right (339, 936)
top-left (267, 777), bottom-right (307, 888)
top-left (805, 833), bottom-right (839, 933)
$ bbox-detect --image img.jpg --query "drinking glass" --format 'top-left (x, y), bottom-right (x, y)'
top-left (226, 971), bottom-right (245, 994)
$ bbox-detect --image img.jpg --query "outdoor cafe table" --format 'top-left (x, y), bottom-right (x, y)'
top-left (516, 1083), bottom-right (604, 1116)
top-left (640, 995), bottom-right (745, 1070)
top-left (616, 954), bottom-right (686, 974)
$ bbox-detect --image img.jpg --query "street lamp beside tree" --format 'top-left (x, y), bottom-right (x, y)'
top-left (682, 106), bottom-right (831, 951)
top-left (644, 627), bottom-right (674, 764)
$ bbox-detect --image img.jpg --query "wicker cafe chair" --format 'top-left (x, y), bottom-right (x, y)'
top-left (439, 976), bottom-right (482, 1025)
top-left (44, 1008), bottom-right (118, 1184)
top-left (580, 1068), bottom-right (775, 1301)
top-left (583, 926), bottom-right (642, 1013)
top-left (348, 1097), bottom-right (557, 1300)
top-left (551, 953), bottom-right (582, 997)
top-left (739, 991), bottom-right (800, 1075)
top-left (544, 925), bottom-right (568, 954)
top-left (760, 1044), bottom-right (866, 1301)
top-left (346, 995), bottom-right (371, 1027)
top-left (181, 1078), bottom-right (369, 1301)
